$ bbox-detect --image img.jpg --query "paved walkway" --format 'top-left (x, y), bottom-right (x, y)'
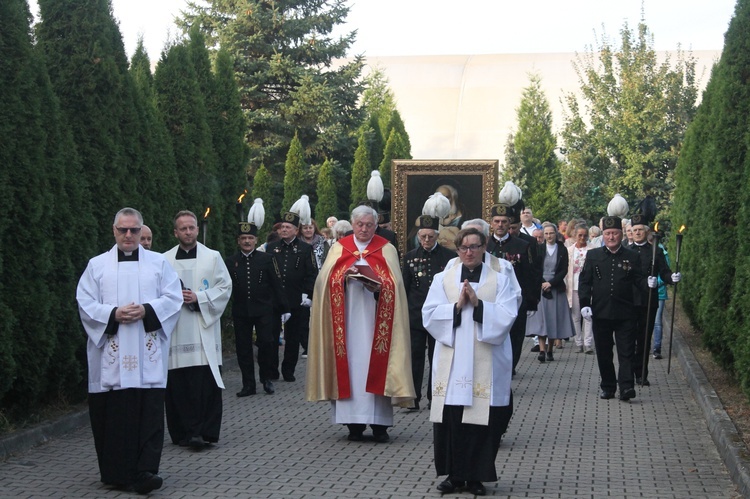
top-left (0, 336), bottom-right (739, 498)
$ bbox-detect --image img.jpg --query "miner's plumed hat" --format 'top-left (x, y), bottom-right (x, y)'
top-left (602, 193), bottom-right (629, 231)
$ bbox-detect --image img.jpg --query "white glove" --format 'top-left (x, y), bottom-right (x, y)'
top-left (526, 310), bottom-right (536, 317)
top-left (581, 307), bottom-right (592, 321)
top-left (281, 313), bottom-right (291, 324)
top-left (300, 293), bottom-right (312, 307)
top-left (671, 272), bottom-right (682, 283)
top-left (647, 276), bottom-right (658, 289)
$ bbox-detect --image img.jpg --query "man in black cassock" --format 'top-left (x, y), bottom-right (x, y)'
top-left (77, 208), bottom-right (182, 494)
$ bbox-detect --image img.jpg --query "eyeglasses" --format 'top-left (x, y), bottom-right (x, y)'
top-left (115, 227), bottom-right (142, 235)
top-left (418, 233), bottom-right (436, 240)
top-left (457, 244), bottom-right (484, 253)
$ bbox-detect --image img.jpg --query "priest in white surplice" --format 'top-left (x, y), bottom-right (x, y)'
top-left (77, 207), bottom-right (183, 494)
top-left (423, 228), bottom-right (518, 496)
top-left (307, 205), bottom-right (415, 443)
top-left (164, 210), bottom-right (232, 449)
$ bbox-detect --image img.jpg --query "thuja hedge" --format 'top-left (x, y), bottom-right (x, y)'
top-left (672, 0), bottom-right (750, 399)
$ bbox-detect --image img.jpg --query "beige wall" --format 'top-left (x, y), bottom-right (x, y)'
top-left (353, 51), bottom-right (721, 166)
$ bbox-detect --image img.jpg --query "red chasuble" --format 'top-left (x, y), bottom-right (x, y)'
top-left (328, 235), bottom-right (396, 399)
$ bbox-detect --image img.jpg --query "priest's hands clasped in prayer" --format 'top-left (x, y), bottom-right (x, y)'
top-left (456, 280), bottom-right (479, 310)
top-left (423, 227), bottom-right (518, 496)
top-left (114, 303), bottom-right (146, 324)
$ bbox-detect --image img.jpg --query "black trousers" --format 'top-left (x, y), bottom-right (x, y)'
top-left (281, 306), bottom-right (310, 379)
top-left (234, 313), bottom-right (276, 389)
top-left (165, 366), bottom-right (223, 445)
top-left (433, 394), bottom-right (513, 483)
top-left (410, 328), bottom-right (436, 403)
top-left (592, 317), bottom-right (636, 393)
top-left (510, 305), bottom-right (528, 370)
top-left (632, 303), bottom-right (658, 381)
top-left (89, 388), bottom-right (165, 486)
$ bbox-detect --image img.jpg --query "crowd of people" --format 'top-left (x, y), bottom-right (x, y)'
top-left (76, 174), bottom-right (681, 495)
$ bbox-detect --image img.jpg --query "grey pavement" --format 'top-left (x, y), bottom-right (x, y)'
top-left (0, 330), bottom-right (742, 498)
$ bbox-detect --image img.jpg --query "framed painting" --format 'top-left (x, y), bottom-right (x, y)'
top-left (391, 160), bottom-right (498, 255)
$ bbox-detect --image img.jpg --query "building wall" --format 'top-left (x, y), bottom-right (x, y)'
top-left (355, 51), bottom-right (721, 166)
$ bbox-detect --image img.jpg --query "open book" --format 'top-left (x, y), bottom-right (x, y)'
top-left (347, 265), bottom-right (382, 286)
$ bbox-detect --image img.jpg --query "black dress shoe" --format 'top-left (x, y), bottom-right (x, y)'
top-left (436, 477), bottom-right (465, 493)
top-left (188, 435), bottom-right (206, 449)
top-left (635, 377), bottom-right (642, 385)
top-left (407, 400), bottom-right (420, 412)
top-left (546, 351), bottom-right (554, 361)
top-left (600, 390), bottom-right (615, 399)
top-left (466, 481), bottom-right (486, 496)
top-left (538, 352), bottom-right (546, 363)
top-left (530, 344), bottom-right (540, 352)
top-left (347, 432), bottom-right (364, 441)
top-left (131, 472), bottom-right (163, 495)
top-left (372, 431), bottom-right (390, 443)
top-left (263, 380), bottom-right (275, 394)
top-left (619, 388), bottom-right (636, 401)
top-left (236, 387), bottom-right (256, 397)
top-left (283, 374), bottom-right (296, 382)
top-left (641, 379), bottom-right (651, 386)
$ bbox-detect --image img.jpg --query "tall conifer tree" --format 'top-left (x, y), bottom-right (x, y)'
top-left (281, 133), bottom-right (307, 214)
top-left (129, 41), bottom-right (181, 247)
top-left (37, 0), bottom-right (142, 251)
top-left (350, 127), bottom-right (371, 211)
top-left (316, 159), bottom-right (339, 221)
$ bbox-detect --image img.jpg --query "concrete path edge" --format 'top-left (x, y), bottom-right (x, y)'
top-left (674, 326), bottom-right (750, 497)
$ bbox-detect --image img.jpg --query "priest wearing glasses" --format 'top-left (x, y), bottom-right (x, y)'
top-left (422, 227), bottom-right (518, 496)
top-left (76, 207), bottom-right (183, 494)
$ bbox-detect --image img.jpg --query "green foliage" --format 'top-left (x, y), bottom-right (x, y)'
top-left (281, 132), bottom-right (308, 214)
top-left (129, 40), bottom-right (181, 250)
top-left (315, 159), bottom-right (338, 222)
top-left (37, 0), bottom-right (141, 252)
top-left (505, 73), bottom-right (561, 222)
top-left (384, 110), bottom-right (412, 160)
top-left (181, 0), bottom-right (363, 210)
top-left (252, 164), bottom-right (274, 243)
top-left (500, 132), bottom-right (525, 189)
top-left (672, 0), bottom-right (750, 397)
top-left (154, 42), bottom-right (221, 249)
top-left (366, 113), bottom-right (385, 171)
top-left (379, 128), bottom-right (398, 188)
top-left (350, 127), bottom-right (372, 211)
top-left (0, 0), bottom-right (88, 415)
top-left (207, 46), bottom-right (250, 254)
top-left (561, 20), bottom-right (698, 221)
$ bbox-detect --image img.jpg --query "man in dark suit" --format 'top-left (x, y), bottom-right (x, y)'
top-left (628, 214), bottom-right (681, 386)
top-left (578, 215), bottom-right (651, 401)
top-left (486, 204), bottom-right (538, 372)
top-left (402, 214), bottom-right (455, 411)
top-left (226, 222), bottom-right (290, 396)
top-left (266, 210), bottom-right (318, 382)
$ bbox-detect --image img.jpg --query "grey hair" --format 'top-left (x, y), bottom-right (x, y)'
top-left (351, 205), bottom-right (378, 224)
top-left (113, 207), bottom-right (143, 227)
top-left (461, 218), bottom-right (490, 237)
top-left (332, 220), bottom-right (353, 238)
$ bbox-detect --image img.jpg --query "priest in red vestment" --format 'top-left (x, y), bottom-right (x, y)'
top-left (306, 205), bottom-right (415, 442)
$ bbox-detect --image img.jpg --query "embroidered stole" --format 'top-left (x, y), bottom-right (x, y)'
top-left (430, 264), bottom-right (496, 426)
top-left (101, 248), bottom-right (163, 388)
top-left (328, 235), bottom-right (395, 399)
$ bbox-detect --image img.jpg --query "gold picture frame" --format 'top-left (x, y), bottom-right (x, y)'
top-left (392, 160), bottom-right (498, 255)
